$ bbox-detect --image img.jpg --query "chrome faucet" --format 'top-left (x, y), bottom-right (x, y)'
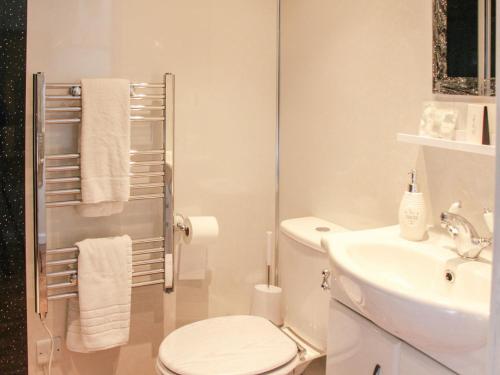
top-left (440, 202), bottom-right (492, 259)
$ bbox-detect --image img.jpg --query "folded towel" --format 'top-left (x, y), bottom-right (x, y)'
top-left (77, 78), bottom-right (131, 217)
top-left (164, 254), bottom-right (173, 288)
top-left (178, 244), bottom-right (207, 280)
top-left (66, 235), bottom-right (132, 352)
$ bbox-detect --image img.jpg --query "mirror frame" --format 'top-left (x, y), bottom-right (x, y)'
top-left (433, 0), bottom-right (495, 96)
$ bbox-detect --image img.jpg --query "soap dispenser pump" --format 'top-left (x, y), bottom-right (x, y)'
top-left (399, 169), bottom-right (427, 241)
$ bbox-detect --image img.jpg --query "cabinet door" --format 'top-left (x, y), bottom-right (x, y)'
top-left (327, 300), bottom-right (401, 375)
top-left (399, 343), bottom-right (456, 375)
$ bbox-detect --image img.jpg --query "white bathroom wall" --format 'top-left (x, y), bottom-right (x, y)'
top-left (487, 4), bottom-right (500, 373)
top-left (280, 0), bottom-right (495, 238)
top-left (25, 1), bottom-right (277, 374)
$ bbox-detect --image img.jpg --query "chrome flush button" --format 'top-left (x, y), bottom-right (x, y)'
top-left (315, 226), bottom-right (330, 232)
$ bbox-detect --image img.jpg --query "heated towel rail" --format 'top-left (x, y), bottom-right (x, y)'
top-left (33, 73), bottom-right (175, 318)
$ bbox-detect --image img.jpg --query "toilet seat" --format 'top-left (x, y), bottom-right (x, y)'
top-left (157, 315), bottom-right (298, 375)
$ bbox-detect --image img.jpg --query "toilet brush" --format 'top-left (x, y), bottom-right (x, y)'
top-left (266, 231), bottom-right (273, 287)
top-left (250, 231), bottom-right (283, 325)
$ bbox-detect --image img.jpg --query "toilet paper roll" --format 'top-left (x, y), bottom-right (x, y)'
top-left (251, 284), bottom-right (283, 326)
top-left (184, 216), bottom-right (219, 245)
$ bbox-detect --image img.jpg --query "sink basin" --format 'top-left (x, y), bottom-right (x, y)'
top-left (321, 226), bottom-right (491, 373)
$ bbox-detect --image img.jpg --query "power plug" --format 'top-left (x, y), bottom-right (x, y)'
top-left (37, 336), bottom-right (62, 365)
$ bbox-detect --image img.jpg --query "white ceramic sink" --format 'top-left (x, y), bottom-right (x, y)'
top-left (321, 226), bottom-right (491, 373)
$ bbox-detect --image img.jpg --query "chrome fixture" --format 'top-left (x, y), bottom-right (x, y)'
top-left (69, 85), bottom-right (81, 96)
top-left (440, 202), bottom-right (492, 259)
top-left (33, 73), bottom-right (176, 317)
top-left (174, 214), bottom-right (190, 236)
top-left (280, 326), bottom-right (325, 362)
top-left (321, 269), bottom-right (331, 291)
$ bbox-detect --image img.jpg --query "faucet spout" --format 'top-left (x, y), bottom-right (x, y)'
top-left (440, 211), bottom-right (492, 259)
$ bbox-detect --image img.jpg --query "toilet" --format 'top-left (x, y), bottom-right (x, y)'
top-left (156, 217), bottom-right (345, 375)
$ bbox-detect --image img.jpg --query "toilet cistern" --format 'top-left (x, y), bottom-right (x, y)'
top-left (440, 201), bottom-right (492, 259)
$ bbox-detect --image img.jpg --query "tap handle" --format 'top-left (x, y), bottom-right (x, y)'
top-left (448, 201), bottom-right (462, 214)
top-left (484, 209), bottom-right (494, 233)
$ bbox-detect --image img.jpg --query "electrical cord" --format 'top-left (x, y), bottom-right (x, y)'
top-left (40, 319), bottom-right (54, 375)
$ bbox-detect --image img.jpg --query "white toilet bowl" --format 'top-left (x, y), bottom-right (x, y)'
top-left (155, 315), bottom-right (321, 375)
top-left (156, 217), bottom-right (343, 375)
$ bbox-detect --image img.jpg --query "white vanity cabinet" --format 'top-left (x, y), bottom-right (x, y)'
top-left (399, 344), bottom-right (456, 375)
top-left (327, 300), bottom-right (455, 375)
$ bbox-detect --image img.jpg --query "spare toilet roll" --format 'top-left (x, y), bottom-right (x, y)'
top-left (183, 216), bottom-right (219, 245)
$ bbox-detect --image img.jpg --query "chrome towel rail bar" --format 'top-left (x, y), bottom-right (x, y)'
top-left (45, 116), bottom-right (165, 123)
top-left (45, 161), bottom-right (165, 172)
top-left (47, 257), bottom-right (165, 268)
top-left (48, 278), bottom-right (166, 292)
top-left (33, 73), bottom-right (176, 317)
top-left (46, 94), bottom-right (166, 100)
top-left (46, 183), bottom-right (165, 196)
top-left (46, 237), bottom-right (164, 255)
top-left (45, 172), bottom-right (166, 184)
top-left (45, 149), bottom-right (165, 160)
top-left (48, 279), bottom-right (167, 301)
top-left (46, 193), bottom-right (165, 208)
top-left (46, 83), bottom-right (165, 88)
top-left (47, 263), bottom-right (164, 277)
top-left (46, 105), bottom-right (166, 112)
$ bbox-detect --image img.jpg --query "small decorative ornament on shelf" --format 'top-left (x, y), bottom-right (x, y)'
top-left (418, 101), bottom-right (495, 146)
top-left (401, 100), bottom-right (496, 156)
top-left (419, 102), bottom-right (460, 140)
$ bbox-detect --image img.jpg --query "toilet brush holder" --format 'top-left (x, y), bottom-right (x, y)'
top-left (250, 284), bottom-right (283, 326)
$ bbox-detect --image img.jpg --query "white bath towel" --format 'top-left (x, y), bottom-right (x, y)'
top-left (77, 78), bottom-right (131, 217)
top-left (66, 235), bottom-right (132, 352)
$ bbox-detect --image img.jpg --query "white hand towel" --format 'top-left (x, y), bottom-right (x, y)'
top-left (178, 244), bottom-right (207, 280)
top-left (66, 235), bottom-right (132, 352)
top-left (77, 78), bottom-right (131, 217)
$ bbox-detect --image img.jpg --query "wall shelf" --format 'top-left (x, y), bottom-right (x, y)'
top-left (397, 133), bottom-right (496, 157)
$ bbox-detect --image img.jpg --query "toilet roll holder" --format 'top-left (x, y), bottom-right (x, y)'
top-left (174, 214), bottom-right (190, 237)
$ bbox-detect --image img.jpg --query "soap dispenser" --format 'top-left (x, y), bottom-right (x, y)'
top-left (399, 169), bottom-right (427, 241)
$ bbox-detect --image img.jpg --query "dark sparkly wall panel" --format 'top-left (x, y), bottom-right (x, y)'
top-left (0, 0), bottom-right (28, 374)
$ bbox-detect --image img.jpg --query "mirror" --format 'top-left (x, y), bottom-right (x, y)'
top-left (433, 0), bottom-right (496, 96)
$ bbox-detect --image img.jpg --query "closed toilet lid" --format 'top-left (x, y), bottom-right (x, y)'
top-left (158, 315), bottom-right (297, 375)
